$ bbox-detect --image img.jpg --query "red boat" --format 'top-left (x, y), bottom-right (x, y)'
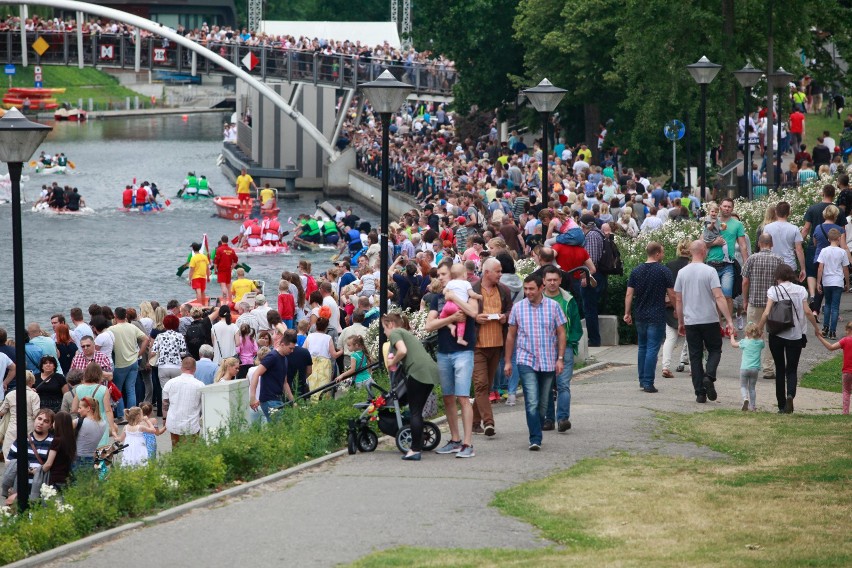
top-left (213, 196), bottom-right (279, 221)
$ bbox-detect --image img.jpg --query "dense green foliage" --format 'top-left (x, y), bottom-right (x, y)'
top-left (0, 391), bottom-right (366, 564)
top-left (238, 0), bottom-right (389, 27)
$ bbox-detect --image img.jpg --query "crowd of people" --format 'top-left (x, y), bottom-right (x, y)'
top-left (1, 15), bottom-right (456, 92)
top-left (4, 67), bottom-right (852, 506)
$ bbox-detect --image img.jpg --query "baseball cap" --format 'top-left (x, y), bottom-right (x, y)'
top-left (456, 216), bottom-right (467, 224)
top-left (580, 213), bottom-right (596, 227)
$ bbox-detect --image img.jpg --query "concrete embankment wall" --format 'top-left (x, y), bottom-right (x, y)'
top-left (347, 170), bottom-right (417, 218)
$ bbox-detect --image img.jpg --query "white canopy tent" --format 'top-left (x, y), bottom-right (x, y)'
top-left (259, 21), bottom-right (401, 49)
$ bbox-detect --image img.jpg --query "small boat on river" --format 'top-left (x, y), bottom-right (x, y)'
top-left (32, 202), bottom-right (94, 215)
top-left (214, 195), bottom-right (279, 220)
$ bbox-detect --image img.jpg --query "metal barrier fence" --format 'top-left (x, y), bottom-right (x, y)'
top-left (0, 31), bottom-right (457, 95)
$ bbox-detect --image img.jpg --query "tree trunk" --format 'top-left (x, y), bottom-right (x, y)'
top-left (584, 102), bottom-right (601, 164)
top-left (721, 0), bottom-right (738, 176)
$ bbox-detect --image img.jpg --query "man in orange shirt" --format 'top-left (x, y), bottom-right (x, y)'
top-left (214, 235), bottom-right (239, 304)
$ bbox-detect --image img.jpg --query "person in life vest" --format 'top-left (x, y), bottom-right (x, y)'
top-left (321, 218), bottom-right (340, 245)
top-left (197, 175), bottom-right (213, 197)
top-left (246, 219), bottom-right (263, 247)
top-left (237, 217), bottom-right (257, 248)
top-left (184, 172), bottom-right (198, 196)
top-left (262, 217), bottom-right (281, 246)
top-left (259, 183), bottom-right (276, 209)
top-left (122, 185), bottom-right (134, 208)
top-left (299, 215), bottom-right (322, 243)
top-left (57, 153), bottom-right (68, 167)
top-left (136, 186), bottom-right (150, 209)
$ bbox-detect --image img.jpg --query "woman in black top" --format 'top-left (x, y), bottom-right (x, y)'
top-left (35, 356), bottom-right (68, 413)
top-left (42, 411), bottom-right (76, 490)
top-left (54, 323), bottom-right (78, 376)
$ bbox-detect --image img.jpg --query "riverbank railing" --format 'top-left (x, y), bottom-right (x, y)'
top-left (0, 31), bottom-right (457, 96)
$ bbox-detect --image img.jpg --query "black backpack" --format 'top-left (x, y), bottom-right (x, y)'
top-left (597, 232), bottom-right (623, 276)
top-left (184, 321), bottom-right (206, 358)
top-left (405, 275), bottom-right (423, 311)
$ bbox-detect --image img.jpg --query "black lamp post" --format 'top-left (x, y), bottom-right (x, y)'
top-left (770, 67), bottom-right (793, 191)
top-left (0, 107), bottom-right (52, 513)
top-left (522, 79), bottom-right (566, 206)
top-left (687, 56), bottom-right (721, 201)
top-left (359, 70), bottom-right (412, 354)
top-left (733, 63), bottom-right (764, 199)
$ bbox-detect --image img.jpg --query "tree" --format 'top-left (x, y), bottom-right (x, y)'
top-left (411, 0), bottom-right (526, 113)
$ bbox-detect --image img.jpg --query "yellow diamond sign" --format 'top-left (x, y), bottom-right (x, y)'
top-left (32, 36), bottom-right (49, 56)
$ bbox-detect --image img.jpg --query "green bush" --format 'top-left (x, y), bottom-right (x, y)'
top-left (0, 389), bottom-right (365, 563)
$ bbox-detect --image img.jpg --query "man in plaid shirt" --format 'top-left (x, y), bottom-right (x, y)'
top-left (504, 273), bottom-right (567, 451)
top-left (69, 335), bottom-right (113, 380)
top-left (741, 233), bottom-right (783, 379)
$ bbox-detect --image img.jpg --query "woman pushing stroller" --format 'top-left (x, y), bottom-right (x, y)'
top-left (380, 313), bottom-right (440, 461)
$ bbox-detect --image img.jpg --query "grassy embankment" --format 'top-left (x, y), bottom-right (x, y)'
top-left (353, 411), bottom-right (852, 567)
top-left (0, 66), bottom-right (145, 109)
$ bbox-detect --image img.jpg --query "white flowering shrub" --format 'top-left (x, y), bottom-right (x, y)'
top-left (365, 306), bottom-right (432, 360)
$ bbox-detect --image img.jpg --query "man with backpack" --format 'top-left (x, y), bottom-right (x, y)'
top-left (184, 307), bottom-right (216, 360)
top-left (580, 214), bottom-right (622, 346)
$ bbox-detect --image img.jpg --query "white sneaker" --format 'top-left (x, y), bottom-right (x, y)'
top-left (736, 315), bottom-right (744, 330)
top-left (506, 394), bottom-right (516, 406)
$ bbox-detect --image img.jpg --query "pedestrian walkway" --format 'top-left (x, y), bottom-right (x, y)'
top-left (47, 345), bottom-right (840, 567)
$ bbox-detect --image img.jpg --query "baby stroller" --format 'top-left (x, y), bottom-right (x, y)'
top-left (94, 441), bottom-right (129, 480)
top-left (347, 372), bottom-right (441, 455)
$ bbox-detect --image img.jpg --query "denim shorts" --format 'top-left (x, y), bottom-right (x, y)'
top-left (437, 350), bottom-right (474, 397)
top-left (715, 263), bottom-right (734, 298)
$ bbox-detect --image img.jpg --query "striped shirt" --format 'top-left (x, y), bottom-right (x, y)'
top-left (509, 296), bottom-right (567, 372)
top-left (798, 169), bottom-right (818, 184)
top-left (8, 433), bottom-right (53, 488)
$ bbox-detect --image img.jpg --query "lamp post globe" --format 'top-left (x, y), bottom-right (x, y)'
top-left (522, 78), bottom-right (566, 206)
top-left (0, 107), bottom-right (51, 513)
top-left (687, 56), bottom-right (720, 200)
top-left (359, 71), bottom-right (412, 355)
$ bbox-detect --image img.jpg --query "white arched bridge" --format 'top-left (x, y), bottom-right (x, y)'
top-left (0, 0), bottom-right (455, 172)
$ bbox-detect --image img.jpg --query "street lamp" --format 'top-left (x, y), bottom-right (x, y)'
top-left (359, 70), bottom-right (412, 354)
top-left (687, 56), bottom-right (721, 200)
top-left (0, 107), bottom-right (52, 513)
top-left (733, 63), bottom-right (764, 199)
top-left (769, 67), bottom-right (793, 190)
top-left (522, 78), bottom-right (566, 206)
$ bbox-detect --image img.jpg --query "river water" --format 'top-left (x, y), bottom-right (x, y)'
top-left (0, 112), bottom-right (375, 331)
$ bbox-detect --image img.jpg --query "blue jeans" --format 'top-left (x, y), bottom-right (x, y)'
top-left (546, 348), bottom-right (574, 422)
top-left (113, 362), bottom-right (139, 418)
top-left (582, 274), bottom-right (607, 346)
top-left (260, 399), bottom-right (285, 419)
top-left (437, 350), bottom-right (474, 397)
top-left (823, 286), bottom-right (843, 333)
top-left (636, 321), bottom-right (666, 388)
top-left (518, 364), bottom-right (555, 445)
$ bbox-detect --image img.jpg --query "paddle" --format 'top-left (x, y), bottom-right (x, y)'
top-left (237, 263), bottom-right (252, 273)
top-left (177, 186), bottom-right (184, 198)
top-left (68, 161), bottom-right (76, 169)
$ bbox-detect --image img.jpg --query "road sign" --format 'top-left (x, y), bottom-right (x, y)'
top-left (34, 64), bottom-right (42, 88)
top-left (242, 51), bottom-right (259, 71)
top-left (4, 64), bottom-right (14, 75)
top-left (664, 119), bottom-right (685, 141)
top-left (34, 81), bottom-right (42, 88)
top-left (153, 48), bottom-right (167, 62)
top-left (32, 36), bottom-right (49, 56)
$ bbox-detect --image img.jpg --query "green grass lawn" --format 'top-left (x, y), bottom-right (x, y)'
top-left (352, 411), bottom-right (852, 567)
top-left (801, 354), bottom-right (843, 393)
top-left (0, 65), bottom-right (146, 108)
top-left (803, 112), bottom-right (846, 154)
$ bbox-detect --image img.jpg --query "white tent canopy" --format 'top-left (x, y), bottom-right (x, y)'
top-left (259, 21), bottom-right (401, 49)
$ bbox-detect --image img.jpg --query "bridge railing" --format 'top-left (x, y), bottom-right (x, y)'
top-left (0, 31), bottom-right (456, 96)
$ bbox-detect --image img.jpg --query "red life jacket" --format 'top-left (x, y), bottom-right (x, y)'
top-left (122, 188), bottom-right (133, 207)
top-left (268, 219), bottom-right (280, 232)
top-left (248, 223), bottom-right (262, 238)
top-left (135, 188), bottom-right (148, 205)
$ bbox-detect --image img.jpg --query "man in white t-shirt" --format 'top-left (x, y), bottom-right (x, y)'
top-left (762, 201), bottom-right (806, 282)
top-left (0, 351), bottom-right (14, 398)
top-left (319, 282), bottom-right (342, 335)
top-left (162, 357), bottom-right (204, 445)
top-left (674, 240), bottom-right (734, 405)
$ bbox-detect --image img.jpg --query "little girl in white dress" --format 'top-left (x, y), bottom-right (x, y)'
top-left (118, 407), bottom-right (164, 467)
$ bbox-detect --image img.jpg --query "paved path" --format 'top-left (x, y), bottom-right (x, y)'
top-left (48, 322), bottom-right (841, 567)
